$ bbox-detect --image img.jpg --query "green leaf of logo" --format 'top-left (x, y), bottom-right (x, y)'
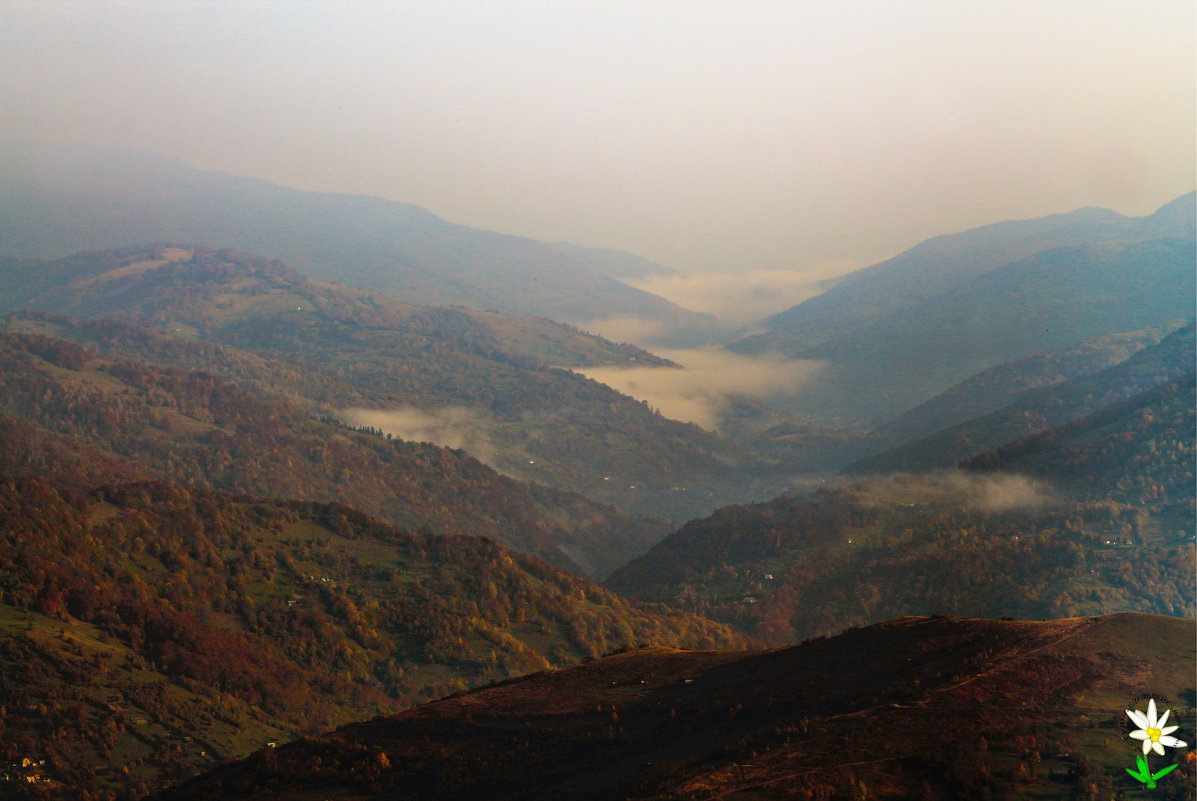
top-left (1151, 763), bottom-right (1179, 781)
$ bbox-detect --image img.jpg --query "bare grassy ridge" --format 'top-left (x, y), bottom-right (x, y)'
top-left (150, 613), bottom-right (1196, 801)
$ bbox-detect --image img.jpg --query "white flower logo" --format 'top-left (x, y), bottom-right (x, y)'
top-left (1127, 698), bottom-right (1187, 756)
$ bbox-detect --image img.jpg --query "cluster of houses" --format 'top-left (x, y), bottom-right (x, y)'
top-left (2, 756), bottom-right (52, 785)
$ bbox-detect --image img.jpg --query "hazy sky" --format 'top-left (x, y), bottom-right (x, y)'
top-left (2, 1), bottom-right (1193, 278)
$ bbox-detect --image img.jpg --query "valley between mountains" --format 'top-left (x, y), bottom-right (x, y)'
top-left (0, 159), bottom-right (1191, 801)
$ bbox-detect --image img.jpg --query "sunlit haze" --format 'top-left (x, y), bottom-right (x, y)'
top-left (2, 0), bottom-right (1192, 294)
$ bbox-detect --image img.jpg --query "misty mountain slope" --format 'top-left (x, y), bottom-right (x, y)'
top-left (545, 240), bottom-right (683, 280)
top-left (0, 474), bottom-right (741, 800)
top-left (964, 371), bottom-right (1196, 531)
top-left (847, 322), bottom-right (1196, 475)
top-left (0, 244), bottom-right (671, 370)
top-left (738, 192), bottom-right (1195, 354)
top-left (0, 245), bottom-right (768, 522)
top-left (604, 466), bottom-right (1194, 644)
top-left (1, 309), bottom-right (390, 413)
top-left (0, 330), bottom-right (679, 577)
top-left (0, 142), bottom-right (709, 328)
top-left (762, 231), bottom-right (1194, 426)
top-left (871, 324), bottom-right (1181, 446)
top-left (150, 613), bottom-right (1195, 801)
top-left (726, 193), bottom-right (1195, 428)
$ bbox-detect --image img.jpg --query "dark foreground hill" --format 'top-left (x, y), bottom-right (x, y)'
top-left (149, 613), bottom-right (1195, 801)
top-left (0, 476), bottom-right (740, 800)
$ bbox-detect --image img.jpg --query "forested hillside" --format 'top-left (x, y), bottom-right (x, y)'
top-left (608, 360), bottom-right (1194, 643)
top-left (0, 246), bottom-right (774, 521)
top-left (0, 330), bottom-right (674, 576)
top-left (0, 476), bottom-right (741, 800)
top-left (606, 474), bottom-right (1193, 643)
top-left (965, 372), bottom-right (1196, 531)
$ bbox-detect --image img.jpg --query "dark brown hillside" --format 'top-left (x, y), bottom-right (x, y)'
top-left (150, 614), bottom-right (1196, 801)
top-left (0, 415), bottom-right (139, 488)
top-left (0, 475), bottom-right (741, 800)
top-left (0, 330), bottom-right (669, 576)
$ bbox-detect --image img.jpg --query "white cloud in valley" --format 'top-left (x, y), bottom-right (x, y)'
top-left (624, 260), bottom-right (860, 328)
top-left (848, 471), bottom-right (1057, 513)
top-left (575, 348), bottom-right (823, 431)
top-left (339, 406), bottom-right (497, 465)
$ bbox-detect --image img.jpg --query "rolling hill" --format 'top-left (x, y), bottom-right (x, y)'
top-left (147, 613), bottom-right (1195, 801)
top-left (0, 329), bottom-right (679, 577)
top-left (0, 245), bottom-right (777, 523)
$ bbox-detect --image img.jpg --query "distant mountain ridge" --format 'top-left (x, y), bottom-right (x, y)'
top-left (545, 241), bottom-right (682, 280)
top-left (731, 194), bottom-right (1196, 426)
top-left (0, 142), bottom-right (706, 328)
top-left (746, 192), bottom-right (1195, 352)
